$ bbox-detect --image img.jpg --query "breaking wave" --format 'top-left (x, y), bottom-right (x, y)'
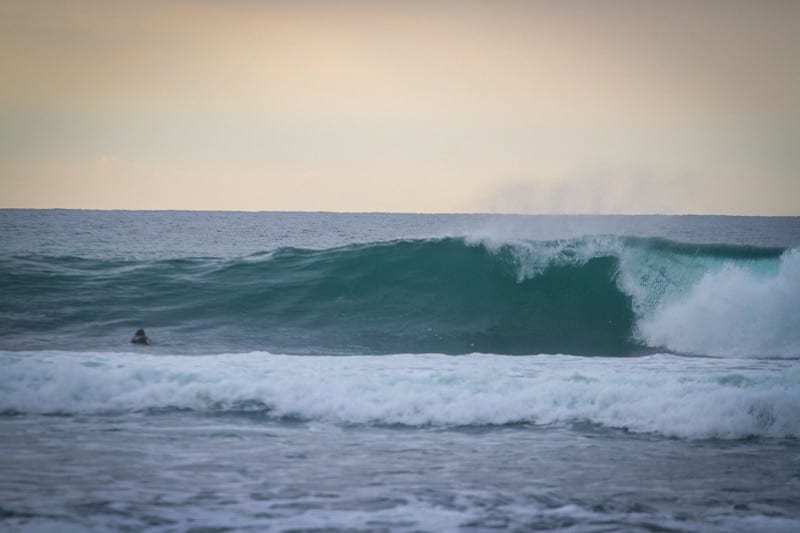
top-left (0, 236), bottom-right (797, 357)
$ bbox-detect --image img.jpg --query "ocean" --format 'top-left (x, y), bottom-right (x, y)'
top-left (1, 210), bottom-right (799, 531)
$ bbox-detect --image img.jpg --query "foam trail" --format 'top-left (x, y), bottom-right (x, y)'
top-left (1, 351), bottom-right (798, 439)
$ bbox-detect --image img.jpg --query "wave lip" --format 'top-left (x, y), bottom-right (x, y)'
top-left (2, 351), bottom-right (798, 440)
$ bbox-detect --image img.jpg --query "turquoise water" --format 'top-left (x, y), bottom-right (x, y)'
top-left (1, 210), bottom-right (799, 531)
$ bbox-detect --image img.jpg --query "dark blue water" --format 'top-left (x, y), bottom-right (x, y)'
top-left (1, 210), bottom-right (799, 531)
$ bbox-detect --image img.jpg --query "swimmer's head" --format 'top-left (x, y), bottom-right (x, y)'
top-left (131, 329), bottom-right (151, 345)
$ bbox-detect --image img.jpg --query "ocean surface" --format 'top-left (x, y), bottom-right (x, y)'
top-left (1, 210), bottom-right (799, 531)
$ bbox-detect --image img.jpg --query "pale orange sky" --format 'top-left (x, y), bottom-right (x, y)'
top-left (1, 0), bottom-right (798, 213)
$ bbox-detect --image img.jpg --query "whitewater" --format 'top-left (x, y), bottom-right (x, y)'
top-left (3, 351), bottom-right (798, 440)
top-left (1, 210), bottom-right (799, 531)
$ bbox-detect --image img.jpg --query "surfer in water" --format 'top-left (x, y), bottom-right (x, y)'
top-left (131, 329), bottom-right (152, 345)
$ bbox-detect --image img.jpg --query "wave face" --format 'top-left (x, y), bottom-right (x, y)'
top-left (1, 351), bottom-right (798, 440)
top-left (1, 236), bottom-right (797, 357)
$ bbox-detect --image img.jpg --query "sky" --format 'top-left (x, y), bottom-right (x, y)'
top-left (1, 0), bottom-right (798, 214)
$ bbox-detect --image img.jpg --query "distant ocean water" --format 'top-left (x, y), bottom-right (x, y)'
top-left (1, 210), bottom-right (799, 531)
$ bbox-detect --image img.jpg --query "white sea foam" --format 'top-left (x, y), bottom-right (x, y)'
top-left (637, 249), bottom-right (800, 357)
top-left (1, 351), bottom-right (797, 439)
